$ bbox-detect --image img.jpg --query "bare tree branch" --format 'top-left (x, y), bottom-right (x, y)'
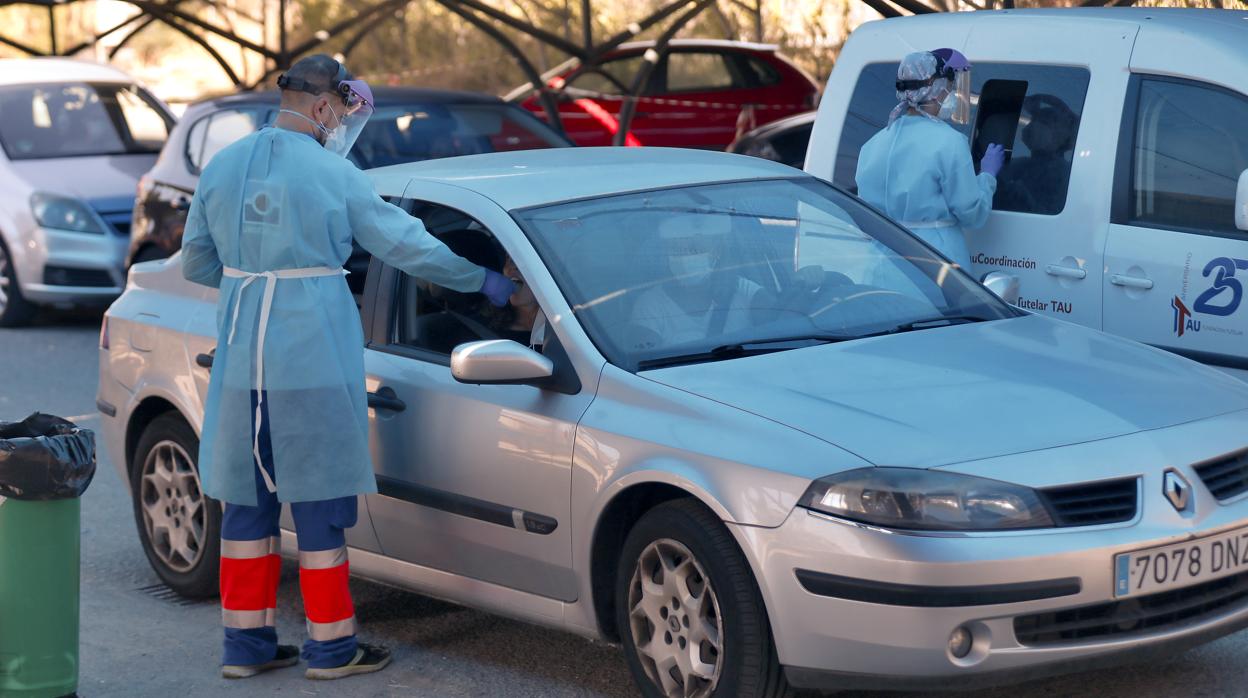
top-left (614, 0), bottom-right (719, 145)
top-left (858, 0), bottom-right (904, 18)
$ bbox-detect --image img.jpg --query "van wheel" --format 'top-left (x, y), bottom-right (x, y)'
top-left (616, 499), bottom-right (791, 698)
top-left (131, 413), bottom-right (220, 598)
top-left (0, 237), bottom-right (35, 327)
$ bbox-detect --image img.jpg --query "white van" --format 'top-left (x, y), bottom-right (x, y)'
top-left (805, 8), bottom-right (1248, 382)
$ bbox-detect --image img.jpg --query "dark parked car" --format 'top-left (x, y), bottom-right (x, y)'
top-left (128, 87), bottom-right (572, 267)
top-left (727, 110), bottom-right (814, 168)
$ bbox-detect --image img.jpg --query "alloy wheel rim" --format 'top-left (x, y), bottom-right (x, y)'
top-left (139, 440), bottom-right (207, 573)
top-left (0, 243), bottom-right (10, 312)
top-left (627, 538), bottom-right (724, 698)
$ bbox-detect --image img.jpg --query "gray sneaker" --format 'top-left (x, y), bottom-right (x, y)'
top-left (305, 642), bottom-right (392, 680)
top-left (222, 644), bottom-right (300, 679)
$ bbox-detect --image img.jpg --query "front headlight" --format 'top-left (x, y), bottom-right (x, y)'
top-left (799, 467), bottom-right (1055, 531)
top-left (31, 192), bottom-right (106, 234)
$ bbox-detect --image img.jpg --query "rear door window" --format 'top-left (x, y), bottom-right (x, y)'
top-left (834, 62), bottom-right (1090, 216)
top-left (185, 107), bottom-right (264, 173)
top-left (664, 51), bottom-right (741, 93)
top-left (1120, 77), bottom-right (1248, 237)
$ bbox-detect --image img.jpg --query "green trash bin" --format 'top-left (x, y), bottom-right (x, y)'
top-left (0, 414), bottom-right (95, 698)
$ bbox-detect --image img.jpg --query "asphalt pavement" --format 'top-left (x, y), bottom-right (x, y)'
top-left (4, 309), bottom-right (1248, 697)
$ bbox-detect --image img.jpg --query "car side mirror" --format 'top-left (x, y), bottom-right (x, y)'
top-left (981, 271), bottom-right (1019, 304)
top-left (1236, 169), bottom-right (1248, 232)
top-left (451, 340), bottom-right (554, 386)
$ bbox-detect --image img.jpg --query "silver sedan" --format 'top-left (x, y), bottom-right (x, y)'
top-left (98, 147), bottom-right (1248, 697)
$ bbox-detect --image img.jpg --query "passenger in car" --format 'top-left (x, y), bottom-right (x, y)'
top-left (854, 49), bottom-right (1005, 269)
top-left (995, 95), bottom-right (1079, 216)
top-left (496, 255), bottom-right (547, 350)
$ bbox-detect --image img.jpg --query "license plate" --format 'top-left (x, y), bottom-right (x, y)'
top-left (1114, 526), bottom-right (1248, 598)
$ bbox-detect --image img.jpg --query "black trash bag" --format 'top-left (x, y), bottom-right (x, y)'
top-left (0, 413), bottom-right (96, 500)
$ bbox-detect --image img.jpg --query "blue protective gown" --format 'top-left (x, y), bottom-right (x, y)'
top-left (854, 115), bottom-right (997, 268)
top-left (182, 127), bottom-right (486, 505)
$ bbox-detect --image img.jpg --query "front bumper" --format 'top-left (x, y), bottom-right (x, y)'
top-left (16, 225), bottom-right (127, 304)
top-left (734, 411), bottom-right (1248, 690)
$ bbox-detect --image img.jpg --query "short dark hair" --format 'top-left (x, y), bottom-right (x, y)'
top-left (277, 54), bottom-right (352, 97)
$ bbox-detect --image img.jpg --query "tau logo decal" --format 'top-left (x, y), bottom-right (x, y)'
top-left (1172, 296), bottom-right (1200, 337)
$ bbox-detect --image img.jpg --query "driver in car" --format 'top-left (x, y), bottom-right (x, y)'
top-left (629, 214), bottom-right (764, 350)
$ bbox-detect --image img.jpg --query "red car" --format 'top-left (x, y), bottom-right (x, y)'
top-left (507, 40), bottom-right (819, 149)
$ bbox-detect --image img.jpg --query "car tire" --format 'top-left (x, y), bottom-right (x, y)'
top-left (616, 499), bottom-right (791, 698)
top-left (0, 236), bottom-right (36, 327)
top-left (131, 413), bottom-right (220, 598)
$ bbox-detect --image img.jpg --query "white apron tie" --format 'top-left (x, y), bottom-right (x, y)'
top-left (222, 265), bottom-right (348, 493)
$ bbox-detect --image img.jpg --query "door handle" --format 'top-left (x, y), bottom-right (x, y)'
top-left (1045, 264), bottom-right (1087, 280)
top-left (195, 349), bottom-right (214, 369)
top-left (367, 386), bottom-right (406, 412)
top-left (1109, 274), bottom-right (1154, 290)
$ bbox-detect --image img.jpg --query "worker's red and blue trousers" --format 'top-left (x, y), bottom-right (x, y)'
top-left (219, 390), bottom-right (358, 669)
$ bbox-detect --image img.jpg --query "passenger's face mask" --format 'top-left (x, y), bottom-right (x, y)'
top-left (669, 253), bottom-right (714, 286)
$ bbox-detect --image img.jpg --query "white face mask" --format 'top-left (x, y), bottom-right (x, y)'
top-left (938, 90), bottom-right (958, 121)
top-left (669, 253), bottom-right (714, 286)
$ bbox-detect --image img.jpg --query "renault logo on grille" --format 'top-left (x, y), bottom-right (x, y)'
top-left (1163, 469), bottom-right (1192, 513)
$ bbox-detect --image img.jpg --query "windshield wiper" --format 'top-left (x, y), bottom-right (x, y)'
top-left (856, 314), bottom-right (992, 339)
top-left (636, 334), bottom-right (849, 371)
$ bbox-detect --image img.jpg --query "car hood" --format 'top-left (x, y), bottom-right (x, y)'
top-left (8, 155), bottom-right (154, 206)
top-left (641, 314), bottom-right (1248, 468)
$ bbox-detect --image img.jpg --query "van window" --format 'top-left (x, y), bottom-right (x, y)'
top-left (834, 63), bottom-right (1090, 216)
top-left (1125, 77), bottom-right (1248, 236)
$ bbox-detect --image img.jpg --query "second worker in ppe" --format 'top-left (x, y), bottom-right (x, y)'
top-left (181, 54), bottom-right (515, 681)
top-left (854, 49), bottom-right (1005, 270)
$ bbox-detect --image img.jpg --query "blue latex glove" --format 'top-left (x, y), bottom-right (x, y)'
top-left (980, 143), bottom-right (1006, 178)
top-left (480, 269), bottom-right (516, 308)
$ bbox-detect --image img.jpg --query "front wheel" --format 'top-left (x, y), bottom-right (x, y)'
top-left (0, 237), bottom-right (35, 327)
top-left (131, 413), bottom-right (220, 598)
top-left (616, 499), bottom-right (791, 698)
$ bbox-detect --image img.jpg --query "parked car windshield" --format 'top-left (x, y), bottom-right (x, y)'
top-left (0, 82), bottom-right (171, 160)
top-left (515, 177), bottom-right (1017, 371)
top-left (348, 103), bottom-right (570, 169)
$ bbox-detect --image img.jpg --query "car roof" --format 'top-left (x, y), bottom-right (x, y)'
top-left (374, 147), bottom-right (802, 211)
top-left (854, 8), bottom-right (1248, 53)
top-left (0, 57), bottom-right (137, 86)
top-left (197, 86), bottom-right (509, 110)
top-left (743, 111), bottom-right (816, 140)
top-left (614, 38), bottom-right (780, 53)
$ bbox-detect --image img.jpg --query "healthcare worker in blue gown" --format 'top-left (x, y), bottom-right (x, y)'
top-left (181, 55), bottom-right (515, 682)
top-left (855, 49), bottom-right (1006, 270)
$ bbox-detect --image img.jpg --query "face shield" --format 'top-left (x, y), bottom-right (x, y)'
top-left (931, 48), bottom-right (972, 126)
top-left (322, 79), bottom-right (374, 158)
top-left (890, 49), bottom-right (972, 126)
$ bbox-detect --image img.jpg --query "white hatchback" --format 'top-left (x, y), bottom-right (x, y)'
top-left (805, 8), bottom-right (1248, 382)
top-left (0, 58), bottom-right (174, 325)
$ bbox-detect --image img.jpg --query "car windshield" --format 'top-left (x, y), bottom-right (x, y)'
top-left (0, 82), bottom-right (170, 160)
top-left (348, 102), bottom-right (570, 169)
top-left (514, 177), bottom-right (1018, 371)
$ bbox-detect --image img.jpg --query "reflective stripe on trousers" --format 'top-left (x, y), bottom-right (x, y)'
top-left (219, 390), bottom-right (359, 668)
top-left (221, 265), bottom-right (347, 494)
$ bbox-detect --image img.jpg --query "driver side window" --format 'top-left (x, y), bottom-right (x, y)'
top-left (394, 201), bottom-right (546, 356)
